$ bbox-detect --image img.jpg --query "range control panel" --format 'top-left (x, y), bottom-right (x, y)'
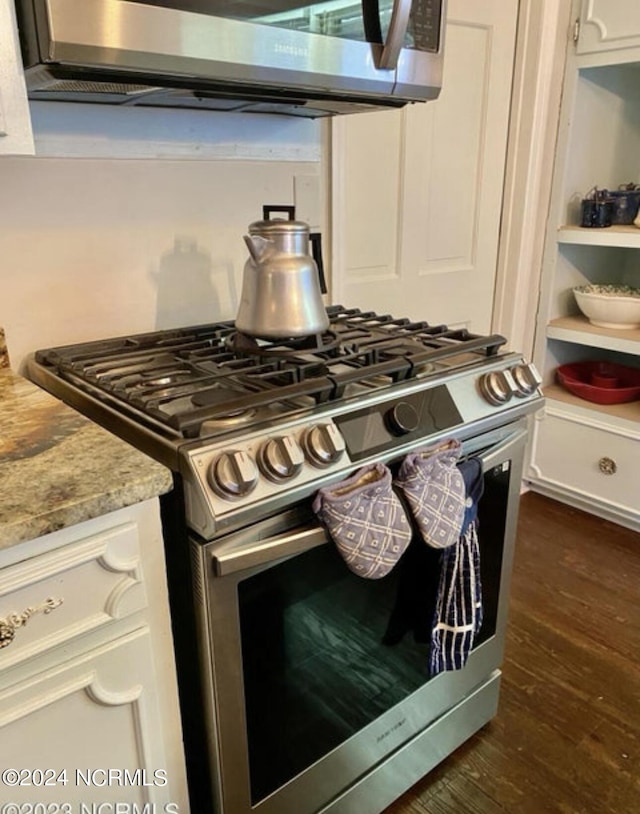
top-left (183, 356), bottom-right (542, 539)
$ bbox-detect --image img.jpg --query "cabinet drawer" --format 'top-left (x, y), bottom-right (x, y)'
top-left (0, 522), bottom-right (147, 669)
top-left (528, 410), bottom-right (640, 516)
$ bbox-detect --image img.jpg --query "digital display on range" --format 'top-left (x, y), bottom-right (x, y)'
top-left (335, 385), bottom-right (462, 460)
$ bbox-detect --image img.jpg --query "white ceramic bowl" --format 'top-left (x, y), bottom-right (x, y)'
top-left (573, 284), bottom-right (640, 330)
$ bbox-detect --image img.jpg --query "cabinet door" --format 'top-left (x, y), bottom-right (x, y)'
top-left (0, 0), bottom-right (34, 155)
top-left (0, 627), bottom-right (184, 806)
top-left (331, 0), bottom-right (518, 332)
top-left (577, 0), bottom-right (640, 57)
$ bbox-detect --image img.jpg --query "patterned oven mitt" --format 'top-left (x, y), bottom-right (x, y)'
top-left (395, 439), bottom-right (465, 549)
top-left (312, 463), bottom-right (412, 579)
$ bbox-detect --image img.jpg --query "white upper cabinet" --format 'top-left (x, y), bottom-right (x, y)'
top-left (0, 0), bottom-right (34, 154)
top-left (576, 0), bottom-right (640, 63)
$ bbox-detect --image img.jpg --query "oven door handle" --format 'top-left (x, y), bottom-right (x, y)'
top-left (211, 525), bottom-right (329, 576)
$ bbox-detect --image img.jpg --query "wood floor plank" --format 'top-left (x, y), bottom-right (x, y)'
top-left (382, 493), bottom-right (640, 814)
top-left (505, 605), bottom-right (640, 730)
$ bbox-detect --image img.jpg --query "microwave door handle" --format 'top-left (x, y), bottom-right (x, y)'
top-left (378, 0), bottom-right (413, 69)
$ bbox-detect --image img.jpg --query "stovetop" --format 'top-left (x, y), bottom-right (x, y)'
top-left (29, 306), bottom-right (543, 538)
top-left (32, 305), bottom-right (507, 440)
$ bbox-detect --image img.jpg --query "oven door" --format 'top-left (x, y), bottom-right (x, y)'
top-left (190, 421), bottom-right (526, 814)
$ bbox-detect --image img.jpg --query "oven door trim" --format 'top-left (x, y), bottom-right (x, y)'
top-left (190, 420), bottom-right (527, 814)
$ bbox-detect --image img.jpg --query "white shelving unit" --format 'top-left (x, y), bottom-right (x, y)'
top-left (527, 0), bottom-right (640, 532)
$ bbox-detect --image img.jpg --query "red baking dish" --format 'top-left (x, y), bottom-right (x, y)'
top-left (556, 361), bottom-right (640, 404)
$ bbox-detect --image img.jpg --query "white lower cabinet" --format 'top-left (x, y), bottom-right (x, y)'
top-left (528, 405), bottom-right (640, 531)
top-left (0, 628), bottom-right (175, 805)
top-left (0, 500), bottom-right (189, 809)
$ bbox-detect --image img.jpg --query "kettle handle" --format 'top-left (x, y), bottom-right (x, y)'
top-left (310, 233), bottom-right (328, 295)
top-left (263, 204), bottom-right (296, 221)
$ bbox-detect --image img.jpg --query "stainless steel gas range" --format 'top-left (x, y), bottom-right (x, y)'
top-left (29, 305), bottom-right (543, 814)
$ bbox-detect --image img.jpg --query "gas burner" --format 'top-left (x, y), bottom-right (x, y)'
top-left (140, 371), bottom-right (195, 386)
top-left (226, 330), bottom-right (340, 357)
top-left (126, 370), bottom-right (202, 392)
top-left (189, 382), bottom-right (285, 434)
top-left (200, 409), bottom-right (259, 433)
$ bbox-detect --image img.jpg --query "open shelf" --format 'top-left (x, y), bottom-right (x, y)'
top-left (547, 315), bottom-right (640, 353)
top-left (557, 225), bottom-right (640, 248)
top-left (543, 383), bottom-right (640, 423)
top-left (530, 3), bottom-right (640, 525)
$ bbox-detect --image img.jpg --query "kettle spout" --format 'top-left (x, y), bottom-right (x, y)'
top-left (243, 234), bottom-right (272, 264)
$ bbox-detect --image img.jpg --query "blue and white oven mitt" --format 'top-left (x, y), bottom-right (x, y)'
top-left (395, 439), bottom-right (465, 549)
top-left (312, 463), bottom-right (412, 579)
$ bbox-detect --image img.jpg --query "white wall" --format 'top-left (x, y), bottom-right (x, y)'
top-left (0, 105), bottom-right (326, 372)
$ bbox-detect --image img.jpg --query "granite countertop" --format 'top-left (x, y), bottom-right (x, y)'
top-left (0, 368), bottom-right (173, 550)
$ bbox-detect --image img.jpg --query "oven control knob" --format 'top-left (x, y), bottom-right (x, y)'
top-left (302, 423), bottom-right (346, 467)
top-left (479, 370), bottom-right (515, 406)
top-left (208, 450), bottom-right (258, 498)
top-left (258, 435), bottom-right (304, 482)
top-left (386, 401), bottom-right (419, 435)
top-left (510, 362), bottom-right (542, 397)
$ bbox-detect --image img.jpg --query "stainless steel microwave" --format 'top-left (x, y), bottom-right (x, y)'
top-left (14, 0), bottom-right (445, 117)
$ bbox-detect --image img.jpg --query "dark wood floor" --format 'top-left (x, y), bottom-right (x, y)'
top-left (382, 491), bottom-right (640, 814)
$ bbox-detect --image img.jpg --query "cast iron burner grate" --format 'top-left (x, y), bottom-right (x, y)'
top-left (226, 330), bottom-right (341, 356)
top-left (34, 305), bottom-right (506, 439)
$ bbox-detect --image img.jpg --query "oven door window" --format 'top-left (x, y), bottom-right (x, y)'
top-left (238, 542), bottom-right (436, 804)
top-left (237, 456), bottom-right (509, 807)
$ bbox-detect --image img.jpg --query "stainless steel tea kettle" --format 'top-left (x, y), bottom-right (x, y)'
top-left (235, 206), bottom-right (329, 339)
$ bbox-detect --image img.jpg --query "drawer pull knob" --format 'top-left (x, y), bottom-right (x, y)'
top-left (598, 457), bottom-right (617, 476)
top-left (0, 597), bottom-right (64, 650)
